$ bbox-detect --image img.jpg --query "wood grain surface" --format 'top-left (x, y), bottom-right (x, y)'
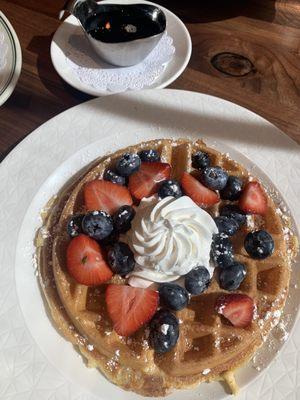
top-left (1, 0), bottom-right (300, 160)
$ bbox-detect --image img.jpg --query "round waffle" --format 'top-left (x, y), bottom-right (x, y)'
top-left (36, 139), bottom-right (298, 397)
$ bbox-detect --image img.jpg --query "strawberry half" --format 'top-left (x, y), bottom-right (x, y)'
top-left (181, 172), bottom-right (219, 207)
top-left (215, 293), bottom-right (254, 328)
top-left (84, 179), bottom-right (133, 215)
top-left (106, 284), bottom-right (159, 336)
top-left (66, 234), bottom-right (112, 286)
top-left (239, 181), bottom-right (267, 215)
top-left (128, 162), bottom-right (171, 200)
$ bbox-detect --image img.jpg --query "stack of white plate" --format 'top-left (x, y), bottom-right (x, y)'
top-left (0, 11), bottom-right (22, 106)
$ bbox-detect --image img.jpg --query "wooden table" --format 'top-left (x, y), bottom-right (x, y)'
top-left (1, 0), bottom-right (300, 161)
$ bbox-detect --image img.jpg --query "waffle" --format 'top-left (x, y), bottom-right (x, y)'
top-left (36, 139), bottom-right (298, 397)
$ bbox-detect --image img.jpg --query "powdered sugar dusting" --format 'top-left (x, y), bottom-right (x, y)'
top-left (202, 368), bottom-right (211, 375)
top-left (161, 324), bottom-right (170, 335)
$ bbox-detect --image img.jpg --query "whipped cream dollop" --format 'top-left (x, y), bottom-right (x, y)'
top-left (125, 195), bottom-right (218, 283)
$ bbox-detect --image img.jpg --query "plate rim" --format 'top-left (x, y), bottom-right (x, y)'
top-left (50, 0), bottom-right (192, 96)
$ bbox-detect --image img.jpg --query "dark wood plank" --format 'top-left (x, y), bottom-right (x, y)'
top-left (1, 0), bottom-right (300, 160)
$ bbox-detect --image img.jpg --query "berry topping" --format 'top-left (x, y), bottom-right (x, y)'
top-left (82, 211), bottom-right (113, 241)
top-left (138, 149), bottom-right (160, 163)
top-left (128, 162), bottom-right (171, 200)
top-left (181, 172), bottom-right (219, 207)
top-left (113, 205), bottom-right (136, 233)
top-left (239, 181), bottom-right (267, 215)
top-left (214, 216), bottom-right (239, 236)
top-left (244, 230), bottom-right (274, 259)
top-left (220, 176), bottom-right (243, 201)
top-left (211, 234), bottom-right (234, 268)
top-left (185, 266), bottom-right (211, 295)
top-left (158, 179), bottom-right (182, 199)
top-left (67, 214), bottom-right (84, 238)
top-left (192, 151), bottom-right (211, 170)
top-left (149, 309), bottom-right (179, 353)
top-left (103, 169), bottom-right (126, 186)
top-left (116, 153), bottom-right (141, 177)
top-left (220, 205), bottom-right (246, 227)
top-left (106, 285), bottom-right (159, 336)
top-left (108, 242), bottom-right (135, 276)
top-left (219, 262), bottom-right (247, 291)
top-left (215, 293), bottom-right (254, 328)
top-left (158, 283), bottom-right (189, 311)
top-left (84, 179), bottom-right (133, 215)
top-left (201, 166), bottom-right (228, 191)
top-left (66, 234), bottom-right (112, 286)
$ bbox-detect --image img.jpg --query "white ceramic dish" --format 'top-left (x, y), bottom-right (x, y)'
top-left (0, 11), bottom-right (22, 106)
top-left (1, 89), bottom-right (300, 400)
top-left (50, 0), bottom-right (192, 96)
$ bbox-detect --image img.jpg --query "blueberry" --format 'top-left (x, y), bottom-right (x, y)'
top-left (67, 214), bottom-right (84, 237)
top-left (116, 153), bottom-right (141, 177)
top-left (158, 180), bottom-right (182, 199)
top-left (220, 176), bottom-right (243, 201)
top-left (149, 309), bottom-right (179, 353)
top-left (99, 230), bottom-right (119, 246)
top-left (220, 205), bottom-right (246, 227)
top-left (211, 234), bottom-right (234, 268)
top-left (201, 166), bottom-right (228, 190)
top-left (185, 266), bottom-right (211, 295)
top-left (138, 149), bottom-right (160, 162)
top-left (108, 242), bottom-right (135, 276)
top-left (82, 211), bottom-right (113, 241)
top-left (219, 262), bottom-right (247, 291)
top-left (192, 151), bottom-right (211, 170)
top-left (103, 169), bottom-right (126, 186)
top-left (214, 216), bottom-right (239, 236)
top-left (159, 283), bottom-right (189, 311)
top-left (113, 205), bottom-right (135, 233)
top-left (244, 230), bottom-right (274, 259)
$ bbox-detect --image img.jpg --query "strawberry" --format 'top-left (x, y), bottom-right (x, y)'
top-left (128, 162), bottom-right (171, 200)
top-left (66, 234), bottom-right (112, 286)
top-left (215, 293), bottom-right (254, 328)
top-left (106, 284), bottom-right (159, 336)
top-left (239, 181), bottom-right (267, 215)
top-left (84, 179), bottom-right (133, 215)
top-left (181, 172), bottom-right (219, 207)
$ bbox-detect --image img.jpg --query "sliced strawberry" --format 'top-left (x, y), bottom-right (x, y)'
top-left (106, 284), bottom-right (159, 336)
top-left (84, 179), bottom-right (133, 215)
top-left (215, 294), bottom-right (254, 328)
top-left (128, 162), bottom-right (171, 200)
top-left (239, 181), bottom-right (267, 215)
top-left (66, 234), bottom-right (112, 286)
top-left (181, 172), bottom-right (219, 207)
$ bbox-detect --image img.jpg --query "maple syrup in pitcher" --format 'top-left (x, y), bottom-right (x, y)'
top-left (84, 4), bottom-right (165, 43)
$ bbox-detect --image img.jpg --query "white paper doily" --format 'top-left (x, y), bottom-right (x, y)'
top-left (65, 30), bottom-right (175, 92)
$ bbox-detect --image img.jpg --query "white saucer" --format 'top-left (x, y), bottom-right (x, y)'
top-left (50, 0), bottom-right (192, 96)
top-left (0, 12), bottom-right (22, 106)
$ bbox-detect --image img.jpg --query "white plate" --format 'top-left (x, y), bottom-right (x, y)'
top-left (0, 12), bottom-right (22, 106)
top-left (1, 89), bottom-right (300, 400)
top-left (50, 0), bottom-right (191, 96)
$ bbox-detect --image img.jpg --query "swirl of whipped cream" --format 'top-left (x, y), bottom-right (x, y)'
top-left (125, 195), bottom-right (218, 283)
